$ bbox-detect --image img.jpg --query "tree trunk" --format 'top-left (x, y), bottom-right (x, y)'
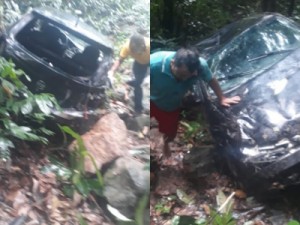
top-left (162, 0), bottom-right (174, 38)
top-left (261, 0), bottom-right (277, 12)
top-left (288, 0), bottom-right (295, 16)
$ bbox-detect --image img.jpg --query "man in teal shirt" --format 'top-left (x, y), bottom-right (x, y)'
top-left (150, 48), bottom-right (241, 157)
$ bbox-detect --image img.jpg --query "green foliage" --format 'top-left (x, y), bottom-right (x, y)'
top-left (154, 195), bottom-right (176, 215)
top-left (171, 215), bottom-right (206, 225)
top-left (60, 125), bottom-right (104, 197)
top-left (209, 211), bottom-right (235, 225)
top-left (0, 57), bottom-right (57, 159)
top-left (171, 212), bottom-right (235, 225)
top-left (155, 201), bottom-right (172, 215)
top-left (180, 112), bottom-right (210, 144)
top-left (78, 215), bottom-right (89, 225)
top-left (42, 156), bottom-right (72, 180)
top-left (135, 193), bottom-right (149, 225)
top-left (151, 0), bottom-right (300, 44)
top-left (180, 121), bottom-right (202, 141)
top-left (170, 189), bottom-right (236, 225)
top-left (3, 0), bottom-right (149, 37)
top-left (288, 221), bottom-right (300, 225)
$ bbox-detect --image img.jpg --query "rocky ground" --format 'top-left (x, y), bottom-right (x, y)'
top-left (0, 69), bottom-right (150, 225)
top-left (0, 113), bottom-right (150, 225)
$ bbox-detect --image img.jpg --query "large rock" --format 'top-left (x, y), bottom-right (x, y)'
top-left (69, 112), bottom-right (128, 173)
top-left (125, 114), bottom-right (150, 132)
top-left (103, 156), bottom-right (150, 220)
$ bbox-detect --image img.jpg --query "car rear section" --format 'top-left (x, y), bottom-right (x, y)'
top-left (0, 8), bottom-right (113, 110)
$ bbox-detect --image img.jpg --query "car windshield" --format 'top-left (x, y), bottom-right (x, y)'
top-left (209, 16), bottom-right (300, 91)
top-left (16, 17), bottom-right (106, 76)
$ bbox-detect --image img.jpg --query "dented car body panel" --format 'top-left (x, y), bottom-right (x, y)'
top-left (0, 7), bottom-right (113, 109)
top-left (196, 13), bottom-right (300, 192)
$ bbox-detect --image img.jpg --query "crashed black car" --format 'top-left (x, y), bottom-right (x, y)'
top-left (195, 13), bottom-right (300, 194)
top-left (0, 7), bottom-right (113, 110)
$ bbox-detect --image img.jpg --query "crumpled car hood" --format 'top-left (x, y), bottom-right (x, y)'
top-left (206, 47), bottom-right (300, 188)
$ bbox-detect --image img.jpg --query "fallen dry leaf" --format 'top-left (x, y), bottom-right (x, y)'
top-left (254, 220), bottom-right (266, 225)
top-left (17, 204), bottom-right (31, 216)
top-left (50, 195), bottom-right (60, 212)
top-left (5, 189), bottom-right (20, 204)
top-left (235, 189), bottom-right (247, 199)
top-left (201, 204), bottom-right (211, 215)
top-left (173, 205), bottom-right (198, 216)
top-left (72, 191), bottom-right (82, 207)
top-left (28, 210), bottom-right (39, 221)
top-left (82, 212), bottom-right (104, 224)
top-left (31, 178), bottom-right (41, 202)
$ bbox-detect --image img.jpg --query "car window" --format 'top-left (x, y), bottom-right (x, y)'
top-left (15, 17), bottom-right (103, 77)
top-left (209, 17), bottom-right (300, 91)
top-left (196, 16), bottom-right (262, 58)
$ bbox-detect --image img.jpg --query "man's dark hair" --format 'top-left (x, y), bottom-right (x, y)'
top-left (173, 48), bottom-right (200, 73)
top-left (129, 33), bottom-right (146, 52)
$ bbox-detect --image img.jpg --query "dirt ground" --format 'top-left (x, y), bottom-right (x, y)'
top-left (0, 109), bottom-right (150, 225)
top-left (0, 139), bottom-right (117, 225)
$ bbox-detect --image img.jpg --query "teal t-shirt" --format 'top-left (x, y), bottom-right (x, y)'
top-left (150, 51), bottom-right (212, 112)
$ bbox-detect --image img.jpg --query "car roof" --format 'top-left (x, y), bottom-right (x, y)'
top-left (196, 13), bottom-right (284, 56)
top-left (32, 7), bottom-right (113, 52)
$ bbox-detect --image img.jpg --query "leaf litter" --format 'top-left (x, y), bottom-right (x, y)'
top-left (0, 142), bottom-right (114, 225)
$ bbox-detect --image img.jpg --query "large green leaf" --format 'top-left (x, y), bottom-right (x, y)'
top-left (72, 173), bottom-right (89, 197)
top-left (10, 100), bottom-right (22, 115)
top-left (38, 127), bottom-right (55, 136)
top-left (21, 101), bottom-right (33, 114)
top-left (3, 119), bottom-right (47, 142)
top-left (62, 184), bottom-right (75, 198)
top-left (0, 137), bottom-right (14, 159)
top-left (35, 95), bottom-right (54, 115)
top-left (2, 79), bottom-right (15, 96)
top-left (0, 137), bottom-right (14, 151)
top-left (0, 108), bottom-right (9, 117)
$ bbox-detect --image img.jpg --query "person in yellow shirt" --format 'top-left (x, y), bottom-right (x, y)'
top-left (108, 33), bottom-right (150, 114)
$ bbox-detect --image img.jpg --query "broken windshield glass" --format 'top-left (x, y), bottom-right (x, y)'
top-left (209, 17), bottom-right (300, 91)
top-left (247, 48), bottom-right (295, 62)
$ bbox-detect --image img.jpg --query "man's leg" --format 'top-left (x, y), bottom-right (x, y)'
top-left (150, 101), bottom-right (180, 157)
top-left (130, 61), bottom-right (148, 114)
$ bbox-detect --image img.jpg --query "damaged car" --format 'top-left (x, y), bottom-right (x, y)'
top-left (0, 7), bottom-right (113, 111)
top-left (194, 13), bottom-right (300, 194)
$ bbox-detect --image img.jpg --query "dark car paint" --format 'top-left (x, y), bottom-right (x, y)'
top-left (30, 8), bottom-right (113, 52)
top-left (194, 13), bottom-right (300, 193)
top-left (0, 7), bottom-right (113, 109)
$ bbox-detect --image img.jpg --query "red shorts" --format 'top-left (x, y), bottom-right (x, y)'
top-left (150, 101), bottom-right (180, 140)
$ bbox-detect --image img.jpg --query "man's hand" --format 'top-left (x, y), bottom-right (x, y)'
top-left (220, 95), bottom-right (241, 107)
top-left (209, 78), bottom-right (241, 107)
